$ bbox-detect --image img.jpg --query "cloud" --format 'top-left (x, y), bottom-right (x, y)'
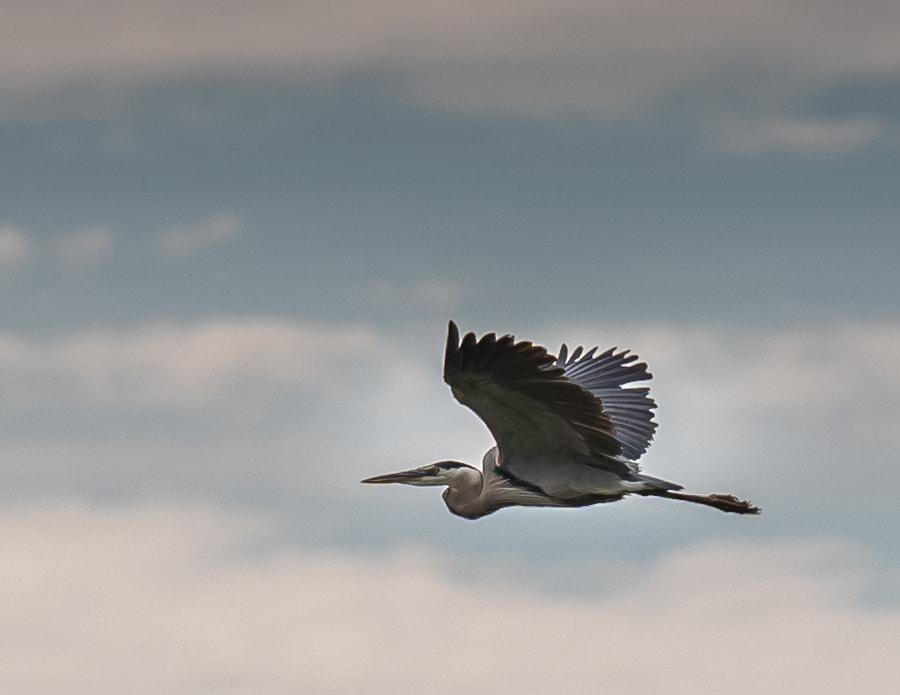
top-left (2, 318), bottom-right (899, 476)
top-left (2, 1), bottom-right (900, 150)
top-left (702, 114), bottom-right (889, 157)
top-left (2, 317), bottom-right (899, 535)
top-left (413, 279), bottom-right (462, 308)
top-left (9, 317), bottom-right (895, 421)
top-left (0, 224), bottom-right (31, 267)
top-left (1, 498), bottom-right (898, 694)
top-left (0, 224), bottom-right (112, 270)
top-left (0, 316), bottom-right (441, 498)
top-left (549, 320), bottom-right (900, 417)
top-left (157, 212), bottom-right (241, 258)
top-left (55, 226), bottom-right (114, 264)
top-left (357, 278), bottom-right (465, 311)
top-left (0, 318), bottom-right (387, 418)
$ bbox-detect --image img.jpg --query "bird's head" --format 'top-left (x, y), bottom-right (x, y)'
top-left (361, 461), bottom-right (477, 487)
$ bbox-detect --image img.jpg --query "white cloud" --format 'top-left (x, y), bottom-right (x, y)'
top-left (2, 1), bottom-right (900, 150)
top-left (0, 316), bottom-right (451, 496)
top-left (0, 318), bottom-right (386, 419)
top-left (2, 318), bottom-right (899, 491)
top-left (0, 224), bottom-right (31, 267)
top-left (157, 212), bottom-right (241, 258)
top-left (1, 498), bottom-right (898, 694)
top-left (550, 320), bottom-right (900, 415)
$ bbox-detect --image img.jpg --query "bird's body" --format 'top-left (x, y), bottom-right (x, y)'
top-left (363, 321), bottom-right (759, 518)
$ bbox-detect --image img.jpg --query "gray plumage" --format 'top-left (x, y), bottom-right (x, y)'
top-left (362, 321), bottom-right (759, 519)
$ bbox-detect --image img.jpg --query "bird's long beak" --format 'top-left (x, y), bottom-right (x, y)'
top-left (360, 468), bottom-right (428, 485)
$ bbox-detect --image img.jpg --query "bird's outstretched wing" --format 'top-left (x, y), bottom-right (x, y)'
top-left (557, 344), bottom-right (657, 460)
top-left (443, 321), bottom-right (633, 478)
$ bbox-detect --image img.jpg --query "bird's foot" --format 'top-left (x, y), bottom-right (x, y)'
top-left (707, 494), bottom-right (760, 515)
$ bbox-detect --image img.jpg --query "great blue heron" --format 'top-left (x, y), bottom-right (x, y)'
top-left (362, 321), bottom-right (759, 519)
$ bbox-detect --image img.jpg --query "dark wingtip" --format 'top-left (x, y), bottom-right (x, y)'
top-left (444, 320), bottom-right (460, 383)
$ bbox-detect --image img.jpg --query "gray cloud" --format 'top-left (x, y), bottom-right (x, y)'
top-left (55, 227), bottom-right (115, 265)
top-left (3, 1), bottom-right (900, 151)
top-left (0, 224), bottom-right (31, 267)
top-left (157, 212), bottom-right (241, 258)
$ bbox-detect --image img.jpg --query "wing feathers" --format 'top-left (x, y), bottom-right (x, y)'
top-left (443, 321), bottom-right (627, 468)
top-left (557, 342), bottom-right (657, 460)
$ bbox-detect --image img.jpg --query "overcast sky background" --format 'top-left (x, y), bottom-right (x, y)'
top-left (2, 1), bottom-right (900, 693)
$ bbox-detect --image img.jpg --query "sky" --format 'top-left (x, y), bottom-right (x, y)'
top-left (2, 1), bottom-right (900, 692)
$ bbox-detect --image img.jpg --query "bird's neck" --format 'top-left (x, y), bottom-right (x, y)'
top-left (441, 467), bottom-right (489, 519)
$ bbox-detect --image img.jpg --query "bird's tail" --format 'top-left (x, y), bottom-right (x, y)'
top-left (632, 472), bottom-right (683, 491)
top-left (642, 489), bottom-right (760, 514)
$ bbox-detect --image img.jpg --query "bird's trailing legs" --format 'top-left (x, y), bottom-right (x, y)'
top-left (643, 489), bottom-right (760, 514)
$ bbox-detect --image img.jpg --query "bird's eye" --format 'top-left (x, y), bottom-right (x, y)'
top-left (429, 466), bottom-right (441, 476)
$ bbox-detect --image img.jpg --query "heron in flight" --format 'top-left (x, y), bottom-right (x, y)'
top-left (362, 321), bottom-right (759, 519)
